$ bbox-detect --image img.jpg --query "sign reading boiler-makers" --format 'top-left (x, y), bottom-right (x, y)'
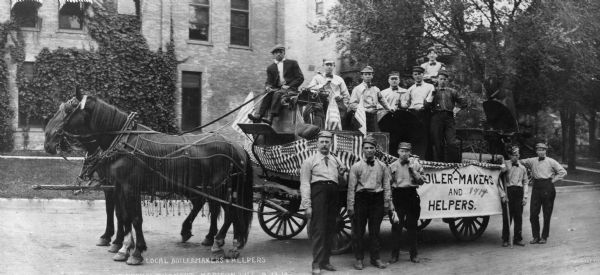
top-left (418, 165), bottom-right (503, 219)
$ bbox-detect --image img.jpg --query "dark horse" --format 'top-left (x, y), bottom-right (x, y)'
top-left (44, 93), bottom-right (254, 265)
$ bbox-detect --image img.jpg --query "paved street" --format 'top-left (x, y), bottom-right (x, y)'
top-left (1, 186), bottom-right (599, 275)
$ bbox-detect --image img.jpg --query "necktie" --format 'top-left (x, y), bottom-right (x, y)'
top-left (538, 157), bottom-right (545, 161)
top-left (366, 158), bottom-right (375, 167)
top-left (512, 163), bottom-right (519, 167)
top-left (366, 82), bottom-right (372, 88)
top-left (401, 160), bottom-right (409, 166)
top-left (324, 155), bottom-right (329, 167)
top-left (325, 73), bottom-right (333, 78)
top-left (416, 83), bottom-right (422, 87)
top-left (430, 62), bottom-right (436, 66)
top-left (392, 87), bottom-right (398, 91)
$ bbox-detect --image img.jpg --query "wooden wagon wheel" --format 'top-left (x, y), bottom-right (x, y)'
top-left (330, 206), bottom-right (352, 255)
top-left (417, 219), bottom-right (432, 231)
top-left (258, 200), bottom-right (307, 240)
top-left (448, 216), bottom-right (489, 241)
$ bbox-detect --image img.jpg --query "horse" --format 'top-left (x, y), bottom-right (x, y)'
top-left (44, 92), bottom-right (254, 265)
top-left (44, 98), bottom-right (224, 251)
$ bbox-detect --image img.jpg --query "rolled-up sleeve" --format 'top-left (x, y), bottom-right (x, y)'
top-left (347, 164), bottom-right (359, 211)
top-left (300, 157), bottom-right (312, 209)
top-left (383, 165), bottom-right (392, 208)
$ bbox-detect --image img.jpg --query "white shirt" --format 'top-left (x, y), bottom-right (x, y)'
top-left (407, 82), bottom-right (435, 110)
top-left (379, 86), bottom-right (408, 109)
top-left (308, 73), bottom-right (350, 100)
top-left (274, 58), bottom-right (286, 86)
top-left (421, 61), bottom-right (444, 79)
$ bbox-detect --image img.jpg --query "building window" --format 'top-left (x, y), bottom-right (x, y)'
top-left (11, 0), bottom-right (42, 28)
top-left (181, 72), bottom-right (202, 131)
top-left (189, 0), bottom-right (210, 41)
top-left (18, 62), bottom-right (43, 128)
top-left (230, 0), bottom-right (249, 46)
top-left (59, 1), bottom-right (89, 30)
top-left (316, 0), bottom-right (324, 15)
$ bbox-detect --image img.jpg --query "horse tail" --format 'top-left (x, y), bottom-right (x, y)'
top-left (234, 151), bottom-right (254, 248)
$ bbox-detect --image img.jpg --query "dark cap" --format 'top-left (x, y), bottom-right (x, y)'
top-left (363, 135), bottom-right (377, 147)
top-left (535, 142), bottom-right (548, 149)
top-left (412, 66), bottom-right (425, 73)
top-left (438, 70), bottom-right (451, 78)
top-left (318, 130), bottom-right (334, 139)
top-left (398, 142), bottom-right (412, 150)
top-left (361, 66), bottom-right (374, 73)
top-left (270, 44), bottom-right (285, 53)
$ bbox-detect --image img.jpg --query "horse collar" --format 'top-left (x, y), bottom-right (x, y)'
top-left (80, 95), bottom-right (88, 110)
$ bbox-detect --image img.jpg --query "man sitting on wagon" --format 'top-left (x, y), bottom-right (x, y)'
top-left (248, 44), bottom-right (304, 125)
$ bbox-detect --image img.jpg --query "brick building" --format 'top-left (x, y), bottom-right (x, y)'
top-left (1, 0), bottom-right (340, 150)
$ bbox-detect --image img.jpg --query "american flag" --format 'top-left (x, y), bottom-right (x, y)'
top-left (354, 102), bottom-right (367, 135)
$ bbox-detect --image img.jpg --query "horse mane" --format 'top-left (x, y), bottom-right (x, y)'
top-left (88, 97), bottom-right (129, 132)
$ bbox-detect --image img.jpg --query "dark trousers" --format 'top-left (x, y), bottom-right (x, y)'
top-left (366, 112), bottom-right (379, 132)
top-left (410, 109), bottom-right (432, 160)
top-left (530, 179), bottom-right (556, 239)
top-left (502, 186), bottom-right (524, 242)
top-left (430, 111), bottom-right (458, 162)
top-left (253, 90), bottom-right (285, 117)
top-left (351, 192), bottom-right (385, 261)
top-left (310, 182), bottom-right (339, 268)
top-left (391, 187), bottom-right (420, 258)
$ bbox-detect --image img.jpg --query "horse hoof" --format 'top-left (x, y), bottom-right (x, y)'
top-left (126, 255), bottom-right (144, 265)
top-left (215, 239), bottom-right (225, 247)
top-left (201, 237), bottom-right (214, 246)
top-left (113, 252), bottom-right (129, 261)
top-left (108, 243), bottom-right (123, 253)
top-left (181, 232), bottom-right (193, 243)
top-left (96, 237), bottom-right (111, 246)
top-left (227, 250), bottom-right (240, 259)
top-left (211, 250), bottom-right (225, 261)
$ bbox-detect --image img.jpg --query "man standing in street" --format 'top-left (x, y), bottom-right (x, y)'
top-left (499, 146), bottom-right (529, 247)
top-left (429, 70), bottom-right (467, 162)
top-left (300, 131), bottom-right (346, 275)
top-left (520, 142), bottom-right (567, 244)
top-left (248, 44), bottom-right (304, 124)
top-left (347, 136), bottom-right (392, 270)
top-left (388, 142), bottom-right (425, 264)
top-left (349, 66), bottom-right (395, 132)
top-left (307, 59), bottom-right (350, 129)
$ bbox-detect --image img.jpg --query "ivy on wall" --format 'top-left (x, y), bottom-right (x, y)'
top-left (0, 21), bottom-right (23, 152)
top-left (23, 1), bottom-right (178, 134)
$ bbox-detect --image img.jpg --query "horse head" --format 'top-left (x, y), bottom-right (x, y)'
top-left (44, 91), bottom-right (101, 155)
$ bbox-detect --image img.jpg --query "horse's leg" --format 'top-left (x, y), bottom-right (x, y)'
top-left (109, 187), bottom-right (124, 253)
top-left (113, 224), bottom-right (133, 261)
top-left (181, 198), bottom-right (202, 243)
top-left (97, 189), bottom-right (114, 246)
top-left (202, 201), bottom-right (221, 246)
top-left (211, 206), bottom-right (233, 259)
top-left (126, 197), bottom-right (146, 265)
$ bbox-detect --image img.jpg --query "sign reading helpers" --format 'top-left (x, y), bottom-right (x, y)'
top-left (417, 165), bottom-right (502, 220)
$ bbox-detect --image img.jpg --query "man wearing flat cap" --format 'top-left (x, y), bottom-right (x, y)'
top-left (300, 131), bottom-right (347, 274)
top-left (347, 136), bottom-right (392, 270)
top-left (498, 146), bottom-right (529, 247)
top-left (388, 142), bottom-right (425, 264)
top-left (429, 70), bottom-right (467, 162)
top-left (406, 65), bottom-right (436, 159)
top-left (307, 59), bottom-right (350, 129)
top-left (349, 66), bottom-right (395, 132)
top-left (379, 71), bottom-right (409, 114)
top-left (248, 44), bottom-right (304, 124)
top-left (520, 142), bottom-right (566, 245)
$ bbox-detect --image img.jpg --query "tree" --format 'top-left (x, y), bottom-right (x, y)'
top-left (308, 0), bottom-right (426, 87)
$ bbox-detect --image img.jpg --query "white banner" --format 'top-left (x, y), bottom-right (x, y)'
top-left (418, 165), bottom-right (503, 219)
